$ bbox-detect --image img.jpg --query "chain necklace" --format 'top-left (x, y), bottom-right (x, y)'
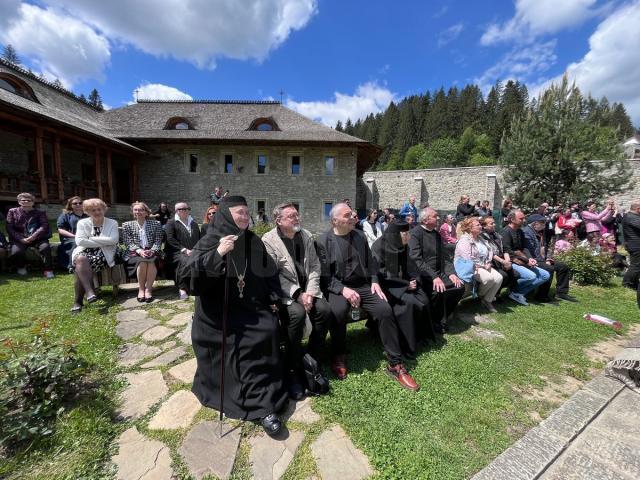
top-left (229, 257), bottom-right (248, 298)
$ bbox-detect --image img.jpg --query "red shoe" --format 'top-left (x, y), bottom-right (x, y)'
top-left (386, 363), bottom-right (420, 391)
top-left (331, 354), bottom-right (348, 380)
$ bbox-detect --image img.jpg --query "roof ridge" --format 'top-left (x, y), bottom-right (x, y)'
top-left (136, 99), bottom-right (281, 105)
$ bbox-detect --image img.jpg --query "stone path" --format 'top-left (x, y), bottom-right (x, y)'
top-left (110, 288), bottom-right (375, 479)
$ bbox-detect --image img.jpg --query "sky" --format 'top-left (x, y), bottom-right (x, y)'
top-left (1, 0), bottom-right (639, 127)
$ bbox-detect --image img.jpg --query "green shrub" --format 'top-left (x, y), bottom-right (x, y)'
top-left (0, 322), bottom-right (89, 449)
top-left (250, 222), bottom-right (274, 238)
top-left (556, 246), bottom-right (616, 286)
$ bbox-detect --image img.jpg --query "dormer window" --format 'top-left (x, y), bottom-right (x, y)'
top-left (0, 74), bottom-right (38, 102)
top-left (165, 117), bottom-right (193, 130)
top-left (248, 117), bottom-right (280, 131)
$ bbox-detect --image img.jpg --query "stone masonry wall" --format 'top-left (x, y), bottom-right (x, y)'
top-left (138, 144), bottom-right (356, 233)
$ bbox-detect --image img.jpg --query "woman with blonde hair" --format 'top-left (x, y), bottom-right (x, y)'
top-left (122, 201), bottom-right (163, 302)
top-left (454, 217), bottom-right (503, 312)
top-left (70, 198), bottom-right (119, 313)
top-left (201, 204), bottom-right (217, 235)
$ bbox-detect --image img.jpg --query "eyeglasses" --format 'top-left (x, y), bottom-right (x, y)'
top-left (19, 199), bottom-right (33, 203)
top-left (177, 207), bottom-right (191, 211)
top-left (72, 202), bottom-right (83, 205)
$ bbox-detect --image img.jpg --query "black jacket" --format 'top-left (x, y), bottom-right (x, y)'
top-left (164, 219), bottom-right (202, 262)
top-left (456, 203), bottom-right (475, 219)
top-left (622, 211), bottom-right (640, 253)
top-left (501, 226), bottom-right (532, 263)
top-left (408, 225), bottom-right (455, 280)
top-left (314, 229), bottom-right (378, 295)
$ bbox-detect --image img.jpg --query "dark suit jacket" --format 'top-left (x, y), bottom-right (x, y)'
top-left (623, 211), bottom-right (640, 253)
top-left (314, 229), bottom-right (378, 296)
top-left (408, 225), bottom-right (455, 281)
top-left (164, 219), bottom-right (202, 262)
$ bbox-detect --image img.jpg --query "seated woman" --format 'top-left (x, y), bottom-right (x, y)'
top-left (187, 196), bottom-right (287, 436)
top-left (480, 216), bottom-right (518, 296)
top-left (57, 196), bottom-right (88, 269)
top-left (70, 198), bottom-right (119, 313)
top-left (454, 217), bottom-right (503, 313)
top-left (164, 202), bottom-right (201, 300)
top-left (122, 202), bottom-right (163, 302)
top-left (362, 208), bottom-right (383, 248)
top-left (7, 192), bottom-right (54, 278)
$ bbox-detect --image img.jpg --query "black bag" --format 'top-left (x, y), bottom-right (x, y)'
top-left (302, 353), bottom-right (329, 396)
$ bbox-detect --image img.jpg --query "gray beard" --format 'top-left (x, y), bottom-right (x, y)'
top-left (292, 224), bottom-right (302, 233)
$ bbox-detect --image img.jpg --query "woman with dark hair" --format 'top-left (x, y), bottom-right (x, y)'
top-left (456, 195), bottom-right (474, 220)
top-left (362, 208), bottom-right (382, 248)
top-left (57, 196), bottom-right (88, 269)
top-left (581, 199), bottom-right (613, 241)
top-left (150, 202), bottom-right (172, 227)
top-left (187, 196), bottom-right (287, 436)
top-left (481, 215), bottom-right (518, 297)
top-left (501, 198), bottom-right (513, 227)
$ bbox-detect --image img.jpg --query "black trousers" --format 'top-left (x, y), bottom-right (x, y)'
top-left (389, 289), bottom-right (430, 354)
top-left (418, 276), bottom-right (465, 326)
top-left (535, 260), bottom-right (570, 298)
top-left (10, 241), bottom-right (53, 270)
top-left (327, 284), bottom-right (403, 365)
top-left (623, 250), bottom-right (640, 307)
top-left (279, 297), bottom-right (331, 372)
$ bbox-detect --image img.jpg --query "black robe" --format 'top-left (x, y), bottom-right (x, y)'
top-left (187, 205), bottom-right (287, 421)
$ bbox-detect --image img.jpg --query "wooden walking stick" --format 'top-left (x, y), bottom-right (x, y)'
top-left (219, 265), bottom-right (230, 438)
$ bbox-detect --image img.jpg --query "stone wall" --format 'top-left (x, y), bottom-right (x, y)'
top-left (137, 144), bottom-right (357, 233)
top-left (361, 160), bottom-right (640, 212)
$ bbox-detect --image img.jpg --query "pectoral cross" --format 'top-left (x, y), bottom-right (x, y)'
top-left (237, 275), bottom-right (246, 298)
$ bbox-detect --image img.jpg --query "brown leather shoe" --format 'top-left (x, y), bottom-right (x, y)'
top-left (331, 354), bottom-right (347, 380)
top-left (386, 363), bottom-right (420, 391)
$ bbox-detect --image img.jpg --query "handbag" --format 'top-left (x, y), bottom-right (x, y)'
top-left (302, 353), bottom-right (330, 396)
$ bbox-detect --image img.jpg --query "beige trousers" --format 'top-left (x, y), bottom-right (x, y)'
top-left (474, 267), bottom-right (503, 302)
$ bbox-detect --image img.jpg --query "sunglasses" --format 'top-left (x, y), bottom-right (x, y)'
top-left (177, 207), bottom-right (191, 211)
top-left (72, 202), bottom-right (83, 205)
top-left (19, 199), bottom-right (34, 202)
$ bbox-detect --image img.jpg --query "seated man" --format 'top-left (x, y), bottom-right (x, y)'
top-left (164, 202), bottom-right (202, 300)
top-left (7, 192), bottom-right (54, 278)
top-left (501, 210), bottom-right (550, 305)
top-left (408, 207), bottom-right (464, 332)
top-left (523, 214), bottom-right (576, 302)
top-left (262, 203), bottom-right (331, 399)
top-left (315, 203), bottom-right (419, 390)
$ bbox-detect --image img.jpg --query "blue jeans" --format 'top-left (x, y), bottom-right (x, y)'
top-left (511, 264), bottom-right (550, 296)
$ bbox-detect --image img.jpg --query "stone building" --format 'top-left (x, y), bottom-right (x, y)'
top-left (0, 59), bottom-right (379, 232)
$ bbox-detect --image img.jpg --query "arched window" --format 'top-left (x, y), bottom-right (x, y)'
top-left (165, 117), bottom-right (193, 130)
top-left (248, 117), bottom-right (280, 131)
top-left (0, 74), bottom-right (38, 102)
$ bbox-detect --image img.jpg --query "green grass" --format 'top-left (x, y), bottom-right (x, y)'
top-left (0, 272), bottom-right (637, 479)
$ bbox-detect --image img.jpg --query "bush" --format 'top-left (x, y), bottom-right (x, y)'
top-left (250, 222), bottom-right (274, 238)
top-left (556, 246), bottom-right (616, 286)
top-left (0, 322), bottom-right (89, 449)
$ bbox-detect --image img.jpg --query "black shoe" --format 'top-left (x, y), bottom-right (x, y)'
top-left (288, 381), bottom-right (305, 401)
top-left (145, 296), bottom-right (154, 303)
top-left (261, 413), bottom-right (282, 436)
top-left (556, 293), bottom-right (578, 302)
top-left (137, 297), bottom-right (145, 303)
top-left (86, 294), bottom-right (98, 304)
top-left (71, 304), bottom-right (82, 314)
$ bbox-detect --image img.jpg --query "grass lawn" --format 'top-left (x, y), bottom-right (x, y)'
top-left (0, 272), bottom-right (637, 479)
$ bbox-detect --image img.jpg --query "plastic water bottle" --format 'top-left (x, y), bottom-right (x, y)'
top-left (583, 313), bottom-right (623, 331)
top-left (350, 307), bottom-right (361, 321)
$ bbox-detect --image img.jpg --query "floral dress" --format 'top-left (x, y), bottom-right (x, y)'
top-left (74, 225), bottom-right (107, 273)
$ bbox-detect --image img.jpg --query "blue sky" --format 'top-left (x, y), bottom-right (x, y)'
top-left (2, 0), bottom-right (639, 126)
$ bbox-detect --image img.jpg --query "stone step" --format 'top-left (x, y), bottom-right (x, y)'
top-left (112, 427), bottom-right (173, 480)
top-left (148, 390), bottom-right (202, 430)
top-left (179, 420), bottom-right (241, 480)
top-left (249, 430), bottom-right (305, 480)
top-left (310, 425), bottom-right (374, 480)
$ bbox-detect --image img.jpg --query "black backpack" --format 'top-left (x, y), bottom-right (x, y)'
top-left (302, 353), bottom-right (330, 396)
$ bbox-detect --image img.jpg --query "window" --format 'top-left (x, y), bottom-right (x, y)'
top-left (324, 156), bottom-right (335, 176)
top-left (291, 155), bottom-right (301, 175)
top-left (174, 122), bottom-right (189, 130)
top-left (257, 200), bottom-right (266, 213)
top-left (323, 202), bottom-right (333, 221)
top-left (0, 74), bottom-right (38, 102)
top-left (81, 163), bottom-right (95, 182)
top-left (165, 117), bottom-right (193, 130)
top-left (224, 154), bottom-right (233, 174)
top-left (189, 153), bottom-right (198, 173)
top-left (257, 154), bottom-right (267, 174)
top-left (248, 117), bottom-right (280, 131)
top-left (256, 123), bottom-right (273, 131)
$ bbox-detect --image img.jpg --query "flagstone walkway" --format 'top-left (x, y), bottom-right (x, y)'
top-left (110, 284), bottom-right (374, 480)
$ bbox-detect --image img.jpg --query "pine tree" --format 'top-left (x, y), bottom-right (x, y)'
top-left (79, 93), bottom-right (87, 102)
top-left (395, 98), bottom-right (418, 161)
top-left (445, 86), bottom-right (461, 138)
top-left (52, 79), bottom-right (63, 88)
top-left (500, 76), bottom-right (632, 206)
top-left (606, 103), bottom-right (634, 140)
top-left (344, 119), bottom-right (354, 135)
top-left (88, 88), bottom-right (104, 110)
top-left (2, 44), bottom-right (20, 64)
top-left (335, 120), bottom-right (344, 132)
top-left (459, 127), bottom-right (476, 164)
top-left (459, 84), bottom-right (484, 131)
top-left (376, 102), bottom-right (400, 166)
top-left (484, 81), bottom-right (502, 156)
top-left (402, 144), bottom-right (426, 170)
top-left (427, 88), bottom-right (448, 142)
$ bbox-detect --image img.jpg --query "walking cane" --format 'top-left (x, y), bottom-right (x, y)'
top-left (219, 264), bottom-right (230, 438)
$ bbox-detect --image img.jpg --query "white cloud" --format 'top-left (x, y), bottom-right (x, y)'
top-left (0, 0), bottom-right (21, 33)
top-left (44, 0), bottom-right (317, 69)
top-left (481, 0), bottom-right (599, 45)
top-left (473, 40), bottom-right (558, 92)
top-left (438, 23), bottom-right (464, 47)
top-left (133, 83), bottom-right (193, 102)
top-left (286, 82), bottom-right (397, 127)
top-left (532, 1), bottom-right (640, 125)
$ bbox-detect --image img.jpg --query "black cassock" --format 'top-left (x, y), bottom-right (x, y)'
top-left (187, 205), bottom-right (287, 421)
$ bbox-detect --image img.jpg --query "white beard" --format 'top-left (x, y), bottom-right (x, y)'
top-left (292, 224), bottom-right (302, 233)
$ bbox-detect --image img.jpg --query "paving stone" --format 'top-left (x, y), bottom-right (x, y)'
top-left (168, 358), bottom-right (197, 383)
top-left (283, 397), bottom-right (321, 424)
top-left (117, 370), bottom-right (168, 420)
top-left (177, 319), bottom-right (192, 345)
top-left (470, 327), bottom-right (505, 340)
top-left (119, 295), bottom-right (153, 310)
top-left (249, 430), bottom-right (304, 480)
top-left (311, 425), bottom-right (374, 480)
top-left (589, 389), bottom-right (640, 443)
top-left (116, 316), bottom-right (159, 341)
top-left (154, 308), bottom-right (174, 317)
top-left (117, 309), bottom-right (148, 323)
top-left (582, 375), bottom-right (625, 399)
top-left (179, 421), bottom-right (241, 480)
top-left (112, 427), bottom-right (173, 480)
top-left (148, 390), bottom-right (202, 430)
top-left (140, 346), bottom-right (187, 369)
top-left (117, 343), bottom-right (162, 367)
top-left (167, 311), bottom-right (192, 327)
top-left (141, 325), bottom-right (175, 342)
top-left (159, 340), bottom-right (177, 351)
top-left (539, 389), bottom-right (609, 441)
top-left (458, 312), bottom-right (497, 325)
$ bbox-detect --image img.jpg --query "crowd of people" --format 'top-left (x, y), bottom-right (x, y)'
top-left (2, 189), bottom-right (640, 438)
